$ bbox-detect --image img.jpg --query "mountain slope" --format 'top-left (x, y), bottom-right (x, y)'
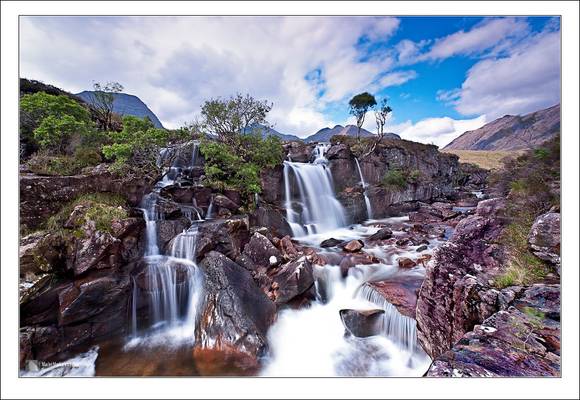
top-left (444, 104), bottom-right (560, 151)
top-left (76, 91), bottom-right (164, 128)
top-left (243, 124), bottom-right (301, 141)
top-left (304, 124), bottom-right (400, 143)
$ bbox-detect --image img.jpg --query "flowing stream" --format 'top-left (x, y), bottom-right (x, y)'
top-left (354, 157), bottom-right (373, 219)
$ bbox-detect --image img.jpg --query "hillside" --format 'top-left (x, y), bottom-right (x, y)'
top-left (443, 149), bottom-right (525, 170)
top-left (444, 104), bottom-right (560, 151)
top-left (304, 124), bottom-right (400, 143)
top-left (76, 91), bottom-right (164, 128)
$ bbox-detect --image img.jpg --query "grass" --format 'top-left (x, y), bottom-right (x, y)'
top-left (494, 215), bottom-right (551, 289)
top-left (45, 192), bottom-right (128, 235)
top-left (443, 149), bottom-right (525, 170)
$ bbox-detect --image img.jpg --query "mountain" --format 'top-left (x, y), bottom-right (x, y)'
top-left (76, 91), bottom-right (164, 128)
top-left (304, 124), bottom-right (400, 143)
top-left (444, 104), bottom-right (560, 151)
top-left (243, 124), bottom-right (302, 141)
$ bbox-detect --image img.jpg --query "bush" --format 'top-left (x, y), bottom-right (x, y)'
top-left (26, 148), bottom-right (102, 176)
top-left (199, 133), bottom-right (284, 197)
top-left (20, 92), bottom-right (93, 153)
top-left (382, 169), bottom-right (407, 189)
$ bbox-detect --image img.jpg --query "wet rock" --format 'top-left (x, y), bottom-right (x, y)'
top-left (339, 309), bottom-right (384, 337)
top-left (259, 165), bottom-right (284, 205)
top-left (338, 253), bottom-right (379, 277)
top-left (397, 257), bottom-right (416, 269)
top-left (302, 247), bottom-right (327, 266)
top-left (342, 239), bottom-right (364, 253)
top-left (367, 276), bottom-right (424, 318)
top-left (241, 232), bottom-right (282, 271)
top-left (528, 212), bottom-right (560, 270)
top-left (326, 143), bottom-right (352, 160)
top-left (196, 216), bottom-right (250, 261)
top-left (367, 227), bottom-right (393, 241)
top-left (416, 245), bottom-right (428, 252)
top-left (277, 235), bottom-right (299, 261)
top-left (193, 346), bottom-right (260, 376)
top-left (285, 141), bottom-right (314, 163)
top-left (250, 205), bottom-right (292, 237)
top-left (157, 218), bottom-right (190, 253)
top-left (196, 251), bottom-right (277, 359)
top-left (213, 194), bottom-right (239, 212)
top-left (320, 238), bottom-right (343, 248)
top-left (270, 256), bottom-right (315, 304)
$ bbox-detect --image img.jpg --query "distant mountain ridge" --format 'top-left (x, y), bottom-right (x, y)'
top-left (444, 104), bottom-right (560, 151)
top-left (243, 124), bottom-right (302, 141)
top-left (76, 91), bottom-right (164, 129)
top-left (304, 124), bottom-right (400, 143)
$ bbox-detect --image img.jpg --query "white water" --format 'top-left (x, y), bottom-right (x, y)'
top-left (283, 143), bottom-right (347, 237)
top-left (21, 347), bottom-right (99, 377)
top-left (354, 157), bottom-right (373, 220)
top-left (261, 219), bottom-right (433, 377)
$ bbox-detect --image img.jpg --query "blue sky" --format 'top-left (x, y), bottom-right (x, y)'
top-left (20, 16), bottom-right (560, 146)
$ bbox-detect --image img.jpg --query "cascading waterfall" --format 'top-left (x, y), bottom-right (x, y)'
top-left (354, 158), bottom-right (373, 220)
top-left (283, 143), bottom-right (347, 236)
top-left (357, 283), bottom-right (418, 352)
top-left (141, 193), bottom-right (162, 256)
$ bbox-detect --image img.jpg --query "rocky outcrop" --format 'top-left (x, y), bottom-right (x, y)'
top-left (195, 216), bottom-right (250, 261)
top-left (427, 284), bottom-right (560, 377)
top-left (416, 198), bottom-right (508, 359)
top-left (195, 251), bottom-right (277, 361)
top-left (340, 309), bottom-right (384, 337)
top-left (20, 166), bottom-right (154, 229)
top-left (528, 212), bottom-right (560, 273)
top-left (249, 205), bottom-right (292, 238)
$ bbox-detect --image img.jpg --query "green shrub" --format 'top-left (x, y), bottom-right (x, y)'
top-left (407, 169), bottom-right (422, 184)
top-left (26, 148), bottom-right (101, 176)
top-left (199, 133), bottom-right (284, 197)
top-left (382, 169), bottom-right (407, 189)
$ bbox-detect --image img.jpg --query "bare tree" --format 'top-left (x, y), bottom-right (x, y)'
top-left (200, 93), bottom-right (272, 147)
top-left (91, 81), bottom-right (124, 131)
top-left (361, 98), bottom-right (393, 159)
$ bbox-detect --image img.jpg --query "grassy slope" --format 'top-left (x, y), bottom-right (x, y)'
top-left (442, 149), bottom-right (525, 170)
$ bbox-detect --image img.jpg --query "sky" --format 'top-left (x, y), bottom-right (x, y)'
top-left (19, 16), bottom-right (561, 146)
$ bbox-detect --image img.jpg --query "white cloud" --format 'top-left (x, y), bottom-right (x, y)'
top-left (419, 17), bottom-right (529, 61)
top-left (442, 29), bottom-right (561, 119)
top-left (378, 70), bottom-right (418, 87)
top-left (389, 115), bottom-right (487, 147)
top-left (19, 16), bottom-right (402, 136)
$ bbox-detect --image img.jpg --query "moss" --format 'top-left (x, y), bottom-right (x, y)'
top-left (522, 306), bottom-right (545, 321)
top-left (44, 192), bottom-right (128, 236)
top-left (382, 169), bottom-right (407, 189)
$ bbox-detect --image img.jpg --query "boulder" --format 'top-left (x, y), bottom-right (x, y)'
top-left (320, 238), bottom-right (344, 248)
top-left (339, 309), bottom-right (384, 337)
top-left (259, 165), bottom-right (284, 205)
top-left (250, 205), bottom-right (292, 238)
top-left (367, 275), bottom-right (424, 318)
top-left (342, 239), bottom-right (364, 253)
top-left (277, 235), bottom-right (300, 261)
top-left (157, 218), bottom-right (190, 253)
top-left (528, 212), bottom-right (560, 269)
top-left (326, 143), bottom-right (352, 160)
top-left (195, 251), bottom-right (277, 359)
top-left (270, 256), bottom-right (315, 304)
top-left (397, 257), bottom-right (416, 269)
top-left (213, 194), bottom-right (239, 212)
top-left (20, 232), bottom-right (65, 276)
top-left (241, 232), bottom-right (282, 271)
top-left (367, 227), bottom-right (393, 241)
top-left (195, 216), bottom-right (250, 261)
top-left (66, 230), bottom-right (121, 276)
top-left (285, 142), bottom-right (314, 163)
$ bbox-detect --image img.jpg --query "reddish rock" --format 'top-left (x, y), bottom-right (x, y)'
top-left (342, 239), bottom-right (364, 253)
top-left (367, 227), bottom-right (393, 241)
top-left (271, 256), bottom-right (315, 304)
top-left (368, 275), bottom-right (424, 318)
top-left (193, 346), bottom-right (260, 376)
top-left (397, 257), bottom-right (417, 269)
top-left (241, 232), bottom-right (282, 270)
top-left (278, 235), bottom-right (299, 261)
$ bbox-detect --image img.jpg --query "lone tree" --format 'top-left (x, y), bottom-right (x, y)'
top-left (348, 92), bottom-right (376, 140)
top-left (91, 81), bottom-right (124, 131)
top-left (374, 98), bottom-right (392, 141)
top-left (200, 93), bottom-right (272, 147)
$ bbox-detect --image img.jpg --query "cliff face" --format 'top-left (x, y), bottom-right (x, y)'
top-left (444, 104), bottom-right (560, 151)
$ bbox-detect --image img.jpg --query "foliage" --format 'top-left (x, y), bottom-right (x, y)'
top-left (348, 92), bottom-right (377, 140)
top-left (45, 193), bottom-right (127, 235)
top-left (200, 93), bottom-right (273, 146)
top-left (20, 92), bottom-right (93, 153)
top-left (102, 115), bottom-right (168, 176)
top-left (26, 147), bottom-right (102, 176)
top-left (199, 133), bottom-right (284, 196)
top-left (382, 169), bottom-right (407, 189)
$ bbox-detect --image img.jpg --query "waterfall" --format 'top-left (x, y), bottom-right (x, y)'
top-left (206, 196), bottom-right (214, 219)
top-left (354, 158), bottom-right (373, 220)
top-left (141, 193), bottom-right (162, 256)
top-left (357, 283), bottom-right (418, 352)
top-left (283, 144), bottom-right (347, 237)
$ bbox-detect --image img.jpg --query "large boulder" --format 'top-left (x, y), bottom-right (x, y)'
top-left (285, 142), bottom-right (314, 163)
top-left (366, 275), bottom-right (424, 318)
top-left (20, 232), bottom-right (65, 277)
top-left (260, 165), bottom-right (284, 205)
top-left (270, 256), bottom-right (315, 304)
top-left (528, 212), bottom-right (560, 269)
top-left (195, 216), bottom-right (250, 261)
top-left (250, 205), bottom-right (292, 238)
top-left (241, 232), bottom-right (282, 271)
top-left (340, 309), bottom-right (384, 337)
top-left (195, 251), bottom-right (277, 359)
